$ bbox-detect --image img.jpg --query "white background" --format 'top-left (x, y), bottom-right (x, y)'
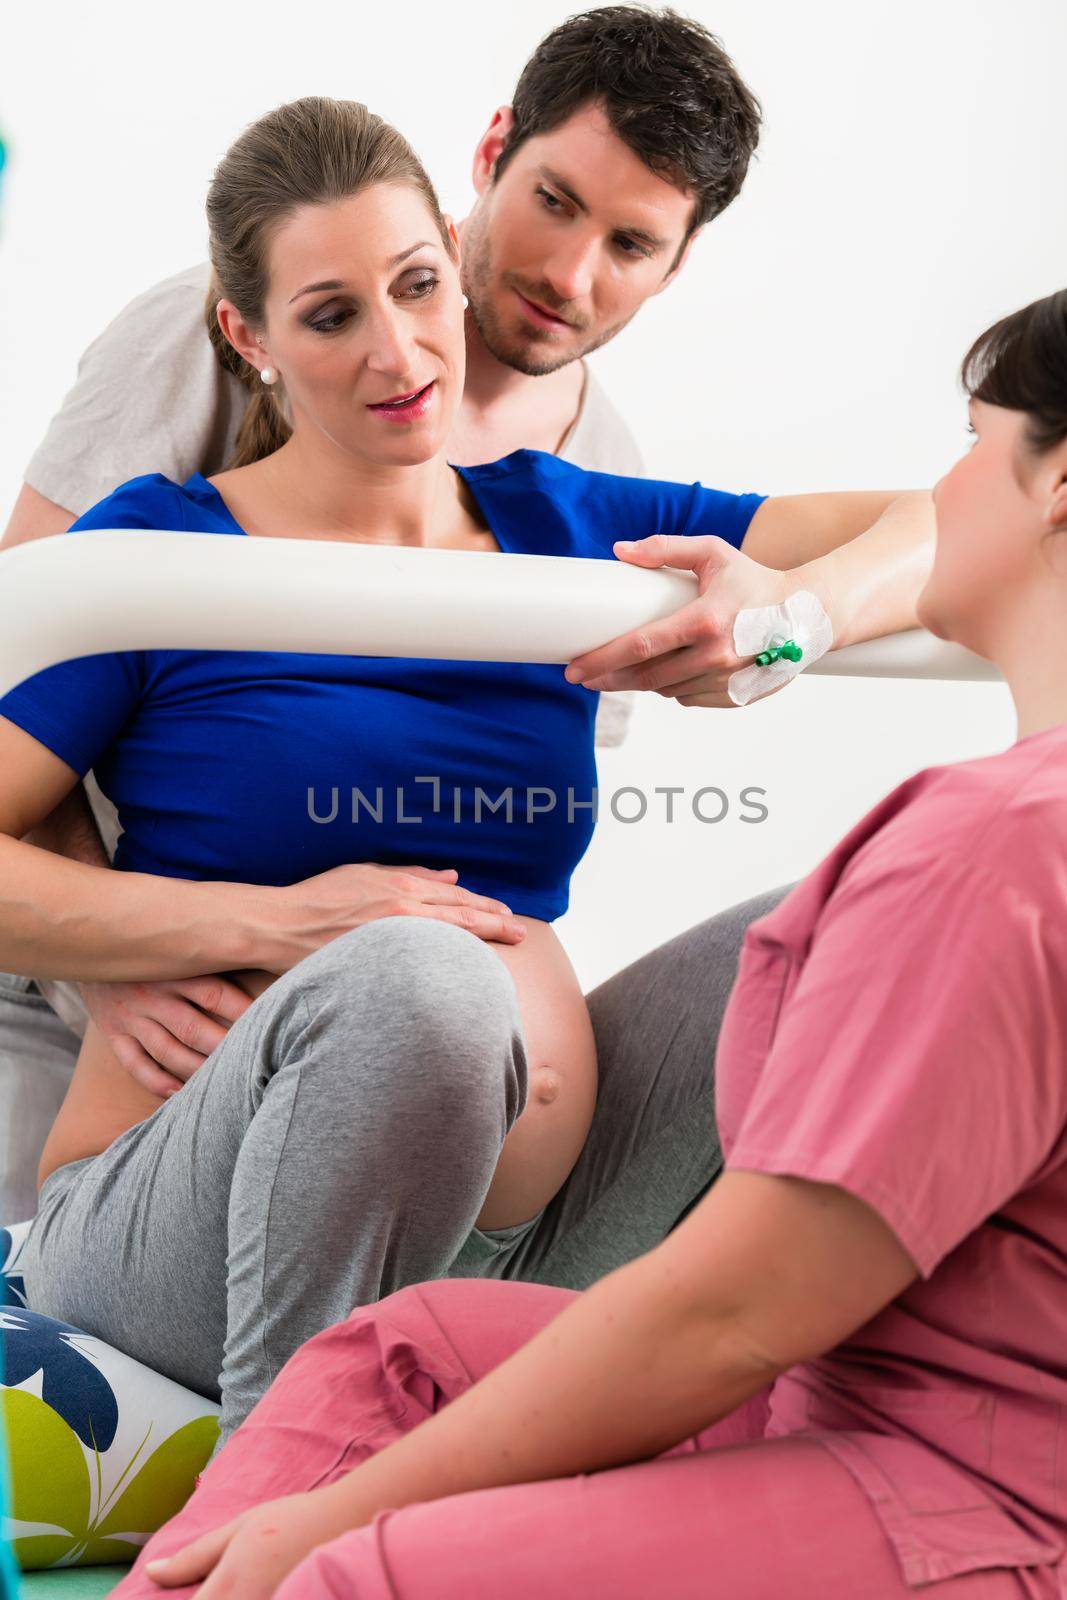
top-left (1, 1), bottom-right (1065, 988)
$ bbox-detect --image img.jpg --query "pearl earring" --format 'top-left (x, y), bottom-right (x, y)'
top-left (461, 294), bottom-right (469, 310)
top-left (260, 366), bottom-right (277, 386)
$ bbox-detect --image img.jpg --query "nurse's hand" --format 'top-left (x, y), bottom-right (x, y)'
top-left (78, 974), bottom-right (254, 1096)
top-left (564, 535), bottom-right (817, 708)
top-left (143, 1487), bottom-right (352, 1600)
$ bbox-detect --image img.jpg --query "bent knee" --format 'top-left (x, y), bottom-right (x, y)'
top-left (319, 915), bottom-right (521, 1026)
top-left (306, 917), bottom-right (526, 1098)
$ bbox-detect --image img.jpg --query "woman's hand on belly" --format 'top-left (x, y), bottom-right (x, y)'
top-left (475, 919), bottom-right (599, 1230)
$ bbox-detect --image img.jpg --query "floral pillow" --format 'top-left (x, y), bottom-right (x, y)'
top-left (0, 1224), bottom-right (29, 1312)
top-left (1, 1223), bottom-right (220, 1570)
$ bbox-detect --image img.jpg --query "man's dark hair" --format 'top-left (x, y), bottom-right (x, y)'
top-left (493, 5), bottom-right (762, 238)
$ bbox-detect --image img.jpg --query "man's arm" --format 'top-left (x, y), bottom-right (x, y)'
top-left (740, 488), bottom-right (936, 648)
top-left (2, 482), bottom-right (76, 550)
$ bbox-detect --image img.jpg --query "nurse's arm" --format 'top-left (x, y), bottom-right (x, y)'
top-left (740, 488), bottom-right (936, 649)
top-left (311, 1168), bottom-right (918, 1530)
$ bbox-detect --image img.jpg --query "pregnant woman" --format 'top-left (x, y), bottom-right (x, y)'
top-left (119, 290), bottom-right (1067, 1600)
top-left (0, 97), bottom-right (770, 1441)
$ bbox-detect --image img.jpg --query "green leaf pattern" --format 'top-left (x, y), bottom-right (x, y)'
top-left (2, 1352), bottom-right (219, 1570)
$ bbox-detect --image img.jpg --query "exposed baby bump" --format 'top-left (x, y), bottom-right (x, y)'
top-left (476, 921), bottom-right (599, 1229)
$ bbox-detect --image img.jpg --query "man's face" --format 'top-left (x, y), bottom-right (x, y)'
top-left (461, 101), bottom-right (697, 376)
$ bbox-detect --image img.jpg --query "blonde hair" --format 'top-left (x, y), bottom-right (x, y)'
top-left (204, 96), bottom-right (450, 468)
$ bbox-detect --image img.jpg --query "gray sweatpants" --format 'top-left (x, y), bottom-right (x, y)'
top-left (15, 886), bottom-right (792, 1444)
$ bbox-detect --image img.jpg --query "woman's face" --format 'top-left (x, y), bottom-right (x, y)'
top-left (918, 399), bottom-right (1062, 656)
top-left (254, 182), bottom-right (465, 468)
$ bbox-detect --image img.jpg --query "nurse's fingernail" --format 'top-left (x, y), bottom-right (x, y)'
top-left (566, 667), bottom-right (585, 683)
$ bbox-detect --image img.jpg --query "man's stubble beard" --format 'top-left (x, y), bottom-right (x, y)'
top-left (462, 204), bottom-right (635, 378)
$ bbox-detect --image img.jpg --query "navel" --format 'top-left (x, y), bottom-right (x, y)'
top-left (531, 1066), bottom-right (562, 1105)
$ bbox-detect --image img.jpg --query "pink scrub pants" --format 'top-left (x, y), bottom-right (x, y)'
top-left (114, 1280), bottom-right (1039, 1600)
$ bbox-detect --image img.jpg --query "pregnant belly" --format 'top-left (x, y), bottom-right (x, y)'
top-left (476, 918), bottom-right (598, 1229)
top-left (38, 918), bottom-right (598, 1227)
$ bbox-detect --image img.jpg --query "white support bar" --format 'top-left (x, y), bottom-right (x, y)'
top-left (0, 531), bottom-right (997, 694)
top-left (807, 629), bottom-right (999, 682)
top-left (0, 531), bottom-right (697, 695)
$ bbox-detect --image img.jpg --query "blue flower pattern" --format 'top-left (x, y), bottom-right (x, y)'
top-left (0, 1231), bottom-right (26, 1311)
top-left (0, 1310), bottom-right (118, 1451)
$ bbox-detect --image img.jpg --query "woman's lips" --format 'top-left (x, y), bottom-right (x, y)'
top-left (366, 380), bottom-right (436, 422)
top-left (513, 289), bottom-right (571, 330)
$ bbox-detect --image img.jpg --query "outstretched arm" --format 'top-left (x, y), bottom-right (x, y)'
top-left (741, 488), bottom-right (936, 648)
top-left (326, 1168), bottom-right (916, 1510)
top-left (565, 489), bottom-right (936, 704)
top-left (147, 1168), bottom-right (916, 1600)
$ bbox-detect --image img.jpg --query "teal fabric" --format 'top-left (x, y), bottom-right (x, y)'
top-left (20, 1565), bottom-right (129, 1599)
top-left (1, 1333), bottom-right (19, 1600)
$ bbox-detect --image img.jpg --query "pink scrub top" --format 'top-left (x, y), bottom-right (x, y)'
top-left (716, 722), bottom-right (1067, 1590)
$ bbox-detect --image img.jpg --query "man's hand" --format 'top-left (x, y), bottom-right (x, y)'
top-left (564, 535), bottom-right (809, 708)
top-left (78, 975), bottom-right (255, 1096)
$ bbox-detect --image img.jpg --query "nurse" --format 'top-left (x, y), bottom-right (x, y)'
top-left (124, 288), bottom-right (1067, 1598)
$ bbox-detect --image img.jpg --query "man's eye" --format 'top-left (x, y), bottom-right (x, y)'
top-left (615, 236), bottom-right (649, 259)
top-left (537, 186), bottom-right (565, 212)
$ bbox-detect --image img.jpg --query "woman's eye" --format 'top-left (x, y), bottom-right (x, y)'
top-left (401, 274), bottom-right (438, 299)
top-left (310, 307), bottom-right (351, 334)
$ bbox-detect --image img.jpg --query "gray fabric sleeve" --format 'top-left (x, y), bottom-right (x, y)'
top-left (24, 263), bottom-right (247, 517)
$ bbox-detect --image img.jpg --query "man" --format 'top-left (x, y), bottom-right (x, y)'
top-left (0, 7), bottom-right (930, 1235)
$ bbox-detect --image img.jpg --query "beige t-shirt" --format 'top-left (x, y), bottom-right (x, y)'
top-left (26, 263), bottom-right (643, 755)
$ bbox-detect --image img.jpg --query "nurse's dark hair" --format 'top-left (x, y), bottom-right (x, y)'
top-left (491, 5), bottom-right (761, 253)
top-left (203, 96), bottom-right (452, 468)
top-left (961, 289), bottom-right (1067, 456)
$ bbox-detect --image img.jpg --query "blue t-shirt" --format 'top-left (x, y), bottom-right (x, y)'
top-left (0, 450), bottom-right (765, 920)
